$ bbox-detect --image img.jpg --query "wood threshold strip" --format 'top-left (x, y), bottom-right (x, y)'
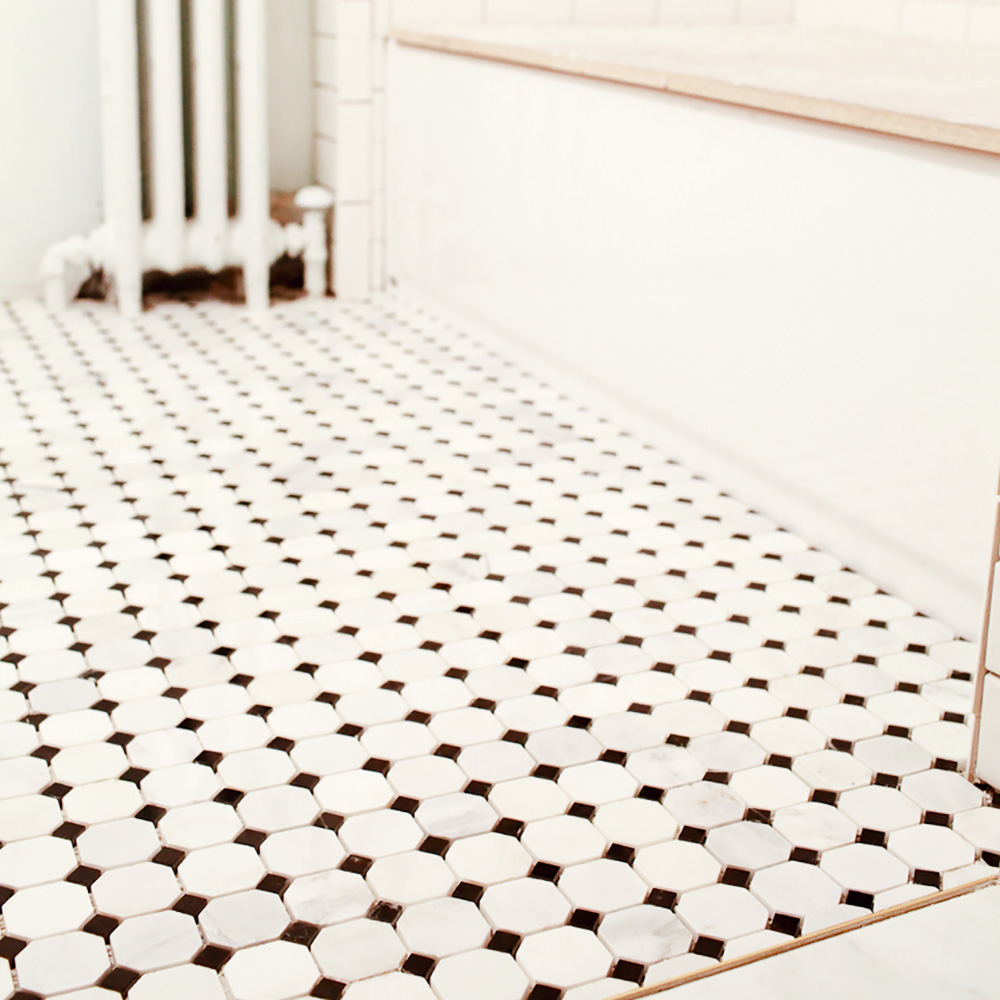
top-left (604, 874), bottom-right (999, 999)
top-left (392, 30), bottom-right (1000, 157)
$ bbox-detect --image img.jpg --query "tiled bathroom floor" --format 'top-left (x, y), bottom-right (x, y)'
top-left (0, 293), bottom-right (998, 1000)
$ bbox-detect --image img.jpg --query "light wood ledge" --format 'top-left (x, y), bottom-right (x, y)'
top-left (392, 25), bottom-right (1000, 157)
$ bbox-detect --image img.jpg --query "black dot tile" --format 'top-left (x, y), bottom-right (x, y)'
top-left (194, 945), bottom-right (233, 970)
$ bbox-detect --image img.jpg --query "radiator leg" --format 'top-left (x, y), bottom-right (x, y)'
top-left (236, 0), bottom-right (271, 312)
top-left (42, 250), bottom-right (71, 312)
top-left (43, 273), bottom-right (70, 313)
top-left (295, 186), bottom-right (334, 298)
top-left (116, 272), bottom-right (143, 318)
top-left (40, 236), bottom-right (93, 312)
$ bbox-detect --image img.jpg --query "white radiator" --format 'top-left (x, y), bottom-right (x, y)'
top-left (42, 0), bottom-right (331, 314)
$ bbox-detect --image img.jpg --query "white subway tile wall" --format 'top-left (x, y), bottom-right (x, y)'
top-left (574, 0), bottom-right (658, 24)
top-left (657, 0), bottom-right (739, 22)
top-left (794, 0), bottom-right (1000, 42)
top-left (314, 0), bottom-right (379, 298)
top-left (392, 0), bottom-right (489, 30)
top-left (315, 0), bottom-right (998, 297)
top-left (970, 3), bottom-right (1000, 41)
top-left (315, 0), bottom-right (802, 298)
top-left (337, 4), bottom-right (376, 99)
top-left (738, 0), bottom-right (795, 22)
top-left (899, 0), bottom-right (970, 40)
top-left (334, 202), bottom-right (374, 294)
top-left (335, 104), bottom-right (373, 203)
top-left (485, 0), bottom-right (576, 24)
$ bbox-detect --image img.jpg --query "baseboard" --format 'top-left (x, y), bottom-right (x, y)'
top-left (393, 280), bottom-right (984, 641)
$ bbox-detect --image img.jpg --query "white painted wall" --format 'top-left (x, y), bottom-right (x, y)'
top-left (0, 0), bottom-right (103, 297)
top-left (268, 0), bottom-right (315, 193)
top-left (388, 44), bottom-right (1000, 638)
top-left (0, 0), bottom-right (313, 299)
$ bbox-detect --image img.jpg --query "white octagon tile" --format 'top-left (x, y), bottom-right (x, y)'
top-left (515, 926), bottom-right (613, 988)
top-left (260, 826), bottom-right (345, 877)
top-left (593, 798), bottom-right (678, 847)
top-left (445, 832), bottom-right (533, 884)
top-left (558, 858), bottom-right (647, 912)
top-left (598, 904), bottom-right (692, 963)
top-left (430, 948), bottom-right (530, 1000)
top-left (791, 749), bottom-right (872, 792)
top-left (887, 824), bottom-right (976, 874)
top-left (223, 940), bottom-right (320, 1000)
top-left (91, 862), bottom-right (181, 918)
top-left (177, 843), bottom-right (266, 896)
top-left (674, 883), bottom-right (769, 941)
top-left (15, 931), bottom-right (110, 995)
top-left (820, 843), bottom-right (910, 895)
top-left (634, 840), bottom-right (721, 893)
top-left (284, 870), bottom-right (374, 925)
top-left (341, 970), bottom-right (436, 1000)
top-left (0, 835), bottom-right (77, 888)
top-left (480, 876), bottom-right (572, 934)
top-left (314, 770), bottom-right (394, 816)
top-left (772, 802), bottom-right (858, 852)
top-left (127, 965), bottom-right (228, 1000)
top-left (199, 888), bottom-right (290, 948)
top-left (557, 761), bottom-right (637, 805)
top-left (663, 781), bottom-right (746, 830)
top-left (729, 766), bottom-right (809, 814)
top-left (488, 775), bottom-right (571, 822)
top-left (311, 918), bottom-right (406, 981)
top-left (704, 820), bottom-right (791, 872)
top-left (339, 809), bottom-right (423, 857)
top-left (839, 785), bottom-right (925, 833)
top-left (750, 860), bottom-right (843, 918)
top-left (365, 850), bottom-right (455, 905)
top-left (2, 881), bottom-right (94, 938)
top-left (521, 815), bottom-right (607, 866)
top-left (900, 769), bottom-right (984, 817)
top-left (396, 897), bottom-right (490, 957)
top-left (109, 911), bottom-right (202, 971)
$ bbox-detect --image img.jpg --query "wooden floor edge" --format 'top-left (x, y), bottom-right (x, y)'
top-left (604, 874), bottom-right (1000, 1000)
top-left (390, 30), bottom-right (1000, 158)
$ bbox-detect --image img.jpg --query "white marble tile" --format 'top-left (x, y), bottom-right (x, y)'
top-left (91, 862), bottom-right (182, 917)
top-left (15, 931), bottom-right (110, 995)
top-left (0, 293), bottom-right (993, 1000)
top-left (222, 940), bottom-right (320, 1000)
top-left (109, 911), bottom-right (203, 971)
top-left (284, 869), bottom-right (374, 925)
top-left (3, 880), bottom-right (94, 937)
top-left (396, 896), bottom-right (490, 957)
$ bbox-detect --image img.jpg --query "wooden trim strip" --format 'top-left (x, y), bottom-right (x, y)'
top-left (968, 481), bottom-right (1000, 775)
top-left (391, 30), bottom-right (1000, 157)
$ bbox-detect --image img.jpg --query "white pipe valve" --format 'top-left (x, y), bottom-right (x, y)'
top-left (294, 185), bottom-right (334, 298)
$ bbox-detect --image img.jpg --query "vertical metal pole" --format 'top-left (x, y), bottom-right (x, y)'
top-left (98, 0), bottom-right (144, 316)
top-left (236, 0), bottom-right (270, 310)
top-left (145, 0), bottom-right (186, 271)
top-left (193, 0), bottom-right (228, 270)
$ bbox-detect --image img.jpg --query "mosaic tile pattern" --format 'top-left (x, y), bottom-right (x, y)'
top-left (0, 293), bottom-right (997, 1000)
